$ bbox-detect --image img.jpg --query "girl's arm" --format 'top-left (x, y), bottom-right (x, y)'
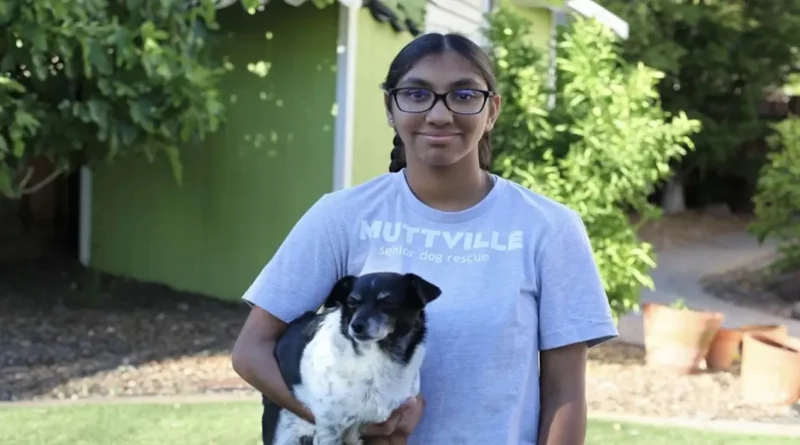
top-left (537, 342), bottom-right (588, 445)
top-left (534, 210), bottom-right (618, 444)
top-left (231, 306), bottom-right (315, 423)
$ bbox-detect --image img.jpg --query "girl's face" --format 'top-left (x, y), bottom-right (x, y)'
top-left (385, 51), bottom-right (501, 170)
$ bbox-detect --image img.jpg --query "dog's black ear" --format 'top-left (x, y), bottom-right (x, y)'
top-left (323, 275), bottom-right (355, 308)
top-left (404, 273), bottom-right (441, 307)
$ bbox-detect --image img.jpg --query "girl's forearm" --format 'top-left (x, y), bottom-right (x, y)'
top-left (366, 436), bottom-right (408, 445)
top-left (537, 392), bottom-right (587, 445)
top-left (231, 338), bottom-right (315, 424)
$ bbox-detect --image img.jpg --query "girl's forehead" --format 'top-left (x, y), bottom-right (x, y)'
top-left (398, 52), bottom-right (486, 89)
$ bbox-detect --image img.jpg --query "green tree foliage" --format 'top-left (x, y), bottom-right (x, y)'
top-left (750, 116), bottom-right (800, 271)
top-left (0, 0), bottom-right (226, 198)
top-left (487, 6), bottom-right (701, 319)
top-left (601, 0), bottom-right (800, 200)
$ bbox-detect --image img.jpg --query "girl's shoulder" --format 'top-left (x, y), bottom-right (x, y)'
top-left (493, 176), bottom-right (583, 235)
top-left (321, 172), bottom-right (398, 208)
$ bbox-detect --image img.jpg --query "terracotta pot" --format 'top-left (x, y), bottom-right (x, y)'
top-left (642, 303), bottom-right (724, 374)
top-left (706, 324), bottom-right (789, 370)
top-left (705, 328), bottom-right (743, 370)
top-left (738, 324), bottom-right (788, 340)
top-left (741, 333), bottom-right (800, 406)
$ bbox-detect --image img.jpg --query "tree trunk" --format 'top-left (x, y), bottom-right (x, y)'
top-left (661, 173), bottom-right (686, 214)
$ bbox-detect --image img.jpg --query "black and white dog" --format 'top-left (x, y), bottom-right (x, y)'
top-left (262, 272), bottom-right (441, 445)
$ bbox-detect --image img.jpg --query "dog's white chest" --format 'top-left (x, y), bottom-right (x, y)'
top-left (298, 312), bottom-right (424, 425)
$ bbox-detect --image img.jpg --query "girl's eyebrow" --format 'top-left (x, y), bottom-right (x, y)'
top-left (397, 77), bottom-right (484, 89)
top-left (396, 77), bottom-right (433, 88)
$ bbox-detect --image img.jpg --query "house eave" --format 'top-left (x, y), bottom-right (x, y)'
top-left (513, 0), bottom-right (629, 39)
top-left (213, 0), bottom-right (362, 10)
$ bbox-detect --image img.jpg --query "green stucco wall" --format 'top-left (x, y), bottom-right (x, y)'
top-left (90, 2), bottom-right (338, 301)
top-left (350, 9), bottom-right (414, 185)
top-left (511, 2), bottom-right (554, 52)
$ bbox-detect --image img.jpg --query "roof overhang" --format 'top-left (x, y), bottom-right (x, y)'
top-left (513, 0), bottom-right (629, 39)
top-left (213, 0), bottom-right (362, 10)
top-left (213, 1), bottom-right (423, 36)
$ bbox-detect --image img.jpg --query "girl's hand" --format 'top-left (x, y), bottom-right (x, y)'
top-left (365, 437), bottom-right (408, 445)
top-left (361, 395), bottom-right (425, 438)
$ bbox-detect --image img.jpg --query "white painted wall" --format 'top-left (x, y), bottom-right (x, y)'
top-left (425, 0), bottom-right (493, 46)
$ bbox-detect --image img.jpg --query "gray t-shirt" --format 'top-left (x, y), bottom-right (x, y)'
top-left (242, 170), bottom-right (618, 445)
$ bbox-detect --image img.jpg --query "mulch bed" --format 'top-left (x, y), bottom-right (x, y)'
top-left (0, 253), bottom-right (255, 402)
top-left (700, 256), bottom-right (800, 320)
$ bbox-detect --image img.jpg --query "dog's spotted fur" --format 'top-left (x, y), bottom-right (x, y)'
top-left (264, 272), bottom-right (441, 445)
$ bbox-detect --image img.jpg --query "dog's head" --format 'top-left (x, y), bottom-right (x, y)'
top-left (323, 272), bottom-right (441, 343)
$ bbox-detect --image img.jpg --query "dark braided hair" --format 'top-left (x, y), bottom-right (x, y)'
top-left (383, 33), bottom-right (497, 173)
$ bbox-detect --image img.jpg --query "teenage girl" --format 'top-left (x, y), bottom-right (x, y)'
top-left (232, 32), bottom-right (617, 445)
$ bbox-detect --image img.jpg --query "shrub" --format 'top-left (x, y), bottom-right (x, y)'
top-left (750, 116), bottom-right (800, 272)
top-left (487, 6), bottom-right (701, 320)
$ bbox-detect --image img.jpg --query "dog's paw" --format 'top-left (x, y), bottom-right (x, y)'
top-left (312, 429), bottom-right (344, 445)
top-left (342, 427), bottom-right (363, 445)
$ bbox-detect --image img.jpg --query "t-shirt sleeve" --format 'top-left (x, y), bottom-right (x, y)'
top-left (536, 210), bottom-right (618, 351)
top-left (241, 193), bottom-right (347, 323)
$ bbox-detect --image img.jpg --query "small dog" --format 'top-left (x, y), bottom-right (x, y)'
top-left (262, 272), bottom-right (441, 445)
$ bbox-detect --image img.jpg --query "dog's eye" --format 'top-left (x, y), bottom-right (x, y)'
top-left (379, 299), bottom-right (400, 310)
top-left (346, 295), bottom-right (360, 307)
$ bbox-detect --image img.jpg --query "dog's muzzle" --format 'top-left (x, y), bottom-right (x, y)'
top-left (348, 316), bottom-right (387, 342)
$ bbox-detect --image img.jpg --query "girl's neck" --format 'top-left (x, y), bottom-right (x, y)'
top-left (403, 159), bottom-right (493, 212)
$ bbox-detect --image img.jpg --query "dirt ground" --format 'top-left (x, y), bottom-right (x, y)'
top-left (632, 209), bottom-right (753, 251)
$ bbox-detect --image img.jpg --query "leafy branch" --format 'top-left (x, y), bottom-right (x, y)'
top-left (0, 0), bottom-right (226, 198)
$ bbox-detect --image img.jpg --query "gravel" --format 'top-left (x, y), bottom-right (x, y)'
top-left (588, 341), bottom-right (800, 424)
top-left (3, 227), bottom-right (800, 425)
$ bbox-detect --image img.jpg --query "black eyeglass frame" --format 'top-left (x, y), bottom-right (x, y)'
top-left (386, 87), bottom-right (496, 115)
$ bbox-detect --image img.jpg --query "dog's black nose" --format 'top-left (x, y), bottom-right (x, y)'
top-left (350, 321), bottom-right (366, 335)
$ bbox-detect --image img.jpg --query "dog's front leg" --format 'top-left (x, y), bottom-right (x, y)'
top-left (312, 425), bottom-right (345, 445)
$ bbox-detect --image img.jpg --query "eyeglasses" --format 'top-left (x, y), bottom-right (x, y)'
top-left (387, 87), bottom-right (495, 115)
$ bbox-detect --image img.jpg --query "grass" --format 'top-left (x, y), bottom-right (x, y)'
top-left (586, 419), bottom-right (796, 444)
top-left (0, 401), bottom-right (795, 445)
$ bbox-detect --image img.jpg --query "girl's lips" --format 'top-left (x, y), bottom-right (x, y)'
top-left (418, 132), bottom-right (460, 143)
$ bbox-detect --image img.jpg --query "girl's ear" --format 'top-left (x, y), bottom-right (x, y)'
top-left (485, 93), bottom-right (502, 132)
top-left (385, 91), bottom-right (395, 127)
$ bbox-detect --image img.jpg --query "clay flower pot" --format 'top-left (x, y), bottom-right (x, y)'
top-left (738, 324), bottom-right (788, 340)
top-left (705, 328), bottom-right (743, 371)
top-left (705, 324), bottom-right (788, 371)
top-left (741, 332), bottom-right (800, 406)
top-left (642, 302), bottom-right (724, 374)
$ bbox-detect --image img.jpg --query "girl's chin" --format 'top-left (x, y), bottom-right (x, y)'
top-left (414, 148), bottom-right (468, 168)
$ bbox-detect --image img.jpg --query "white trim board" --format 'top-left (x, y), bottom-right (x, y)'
top-left (514, 0), bottom-right (629, 39)
top-left (78, 166), bottom-right (92, 266)
top-left (546, 8), bottom-right (557, 109)
top-left (332, 2), bottom-right (359, 191)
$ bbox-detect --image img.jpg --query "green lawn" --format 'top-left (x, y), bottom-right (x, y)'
top-left (0, 401), bottom-right (793, 445)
